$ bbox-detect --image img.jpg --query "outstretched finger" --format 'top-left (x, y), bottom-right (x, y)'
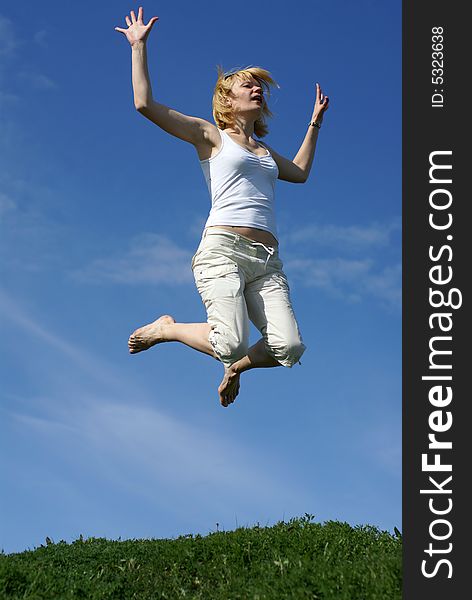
top-left (115, 27), bottom-right (127, 34)
top-left (138, 6), bottom-right (144, 23)
top-left (316, 82), bottom-right (321, 102)
top-left (130, 10), bottom-right (137, 23)
top-left (147, 16), bottom-right (159, 28)
top-left (125, 15), bottom-right (132, 27)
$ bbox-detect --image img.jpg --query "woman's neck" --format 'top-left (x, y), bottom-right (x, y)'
top-left (226, 116), bottom-right (256, 140)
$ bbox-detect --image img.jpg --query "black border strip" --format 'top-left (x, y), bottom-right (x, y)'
top-left (403, 1), bottom-right (468, 598)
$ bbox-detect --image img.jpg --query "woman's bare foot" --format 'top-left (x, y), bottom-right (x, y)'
top-left (128, 315), bottom-right (175, 354)
top-left (218, 366), bottom-right (241, 407)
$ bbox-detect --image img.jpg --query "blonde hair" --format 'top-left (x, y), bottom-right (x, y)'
top-left (212, 66), bottom-right (278, 138)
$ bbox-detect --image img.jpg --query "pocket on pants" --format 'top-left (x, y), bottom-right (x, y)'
top-left (193, 254), bottom-right (241, 301)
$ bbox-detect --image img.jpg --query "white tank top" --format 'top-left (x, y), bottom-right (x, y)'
top-left (200, 128), bottom-right (279, 239)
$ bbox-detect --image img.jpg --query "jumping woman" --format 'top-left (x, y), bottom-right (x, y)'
top-left (115, 7), bottom-right (329, 407)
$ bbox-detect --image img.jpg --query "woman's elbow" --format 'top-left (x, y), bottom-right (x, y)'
top-left (134, 97), bottom-right (152, 112)
top-left (293, 166), bottom-right (309, 183)
top-left (278, 173), bottom-right (308, 184)
top-left (134, 101), bottom-right (148, 112)
top-left (295, 173), bottom-right (308, 183)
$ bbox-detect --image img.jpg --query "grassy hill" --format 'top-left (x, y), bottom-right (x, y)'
top-left (0, 515), bottom-right (402, 599)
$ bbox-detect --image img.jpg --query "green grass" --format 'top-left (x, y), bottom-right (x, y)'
top-left (0, 515), bottom-right (402, 599)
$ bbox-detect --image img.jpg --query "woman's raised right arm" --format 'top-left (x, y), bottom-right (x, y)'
top-left (115, 7), bottom-right (216, 147)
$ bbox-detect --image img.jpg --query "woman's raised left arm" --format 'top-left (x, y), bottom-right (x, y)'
top-left (266, 83), bottom-right (330, 183)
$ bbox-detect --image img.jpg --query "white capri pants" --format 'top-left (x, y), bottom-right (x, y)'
top-left (191, 228), bottom-right (306, 368)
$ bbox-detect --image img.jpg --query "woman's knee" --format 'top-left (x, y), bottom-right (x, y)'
top-left (267, 337), bottom-right (306, 368)
top-left (209, 327), bottom-right (248, 365)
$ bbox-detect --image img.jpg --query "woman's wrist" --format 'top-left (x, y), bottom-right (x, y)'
top-left (131, 39), bottom-right (146, 50)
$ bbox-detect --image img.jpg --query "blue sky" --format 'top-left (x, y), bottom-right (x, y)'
top-left (0, 0), bottom-right (401, 554)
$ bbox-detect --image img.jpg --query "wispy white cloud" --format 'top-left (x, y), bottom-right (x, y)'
top-left (281, 218), bottom-right (401, 308)
top-left (0, 289), bottom-right (124, 387)
top-left (286, 256), bottom-right (401, 308)
top-left (282, 219), bottom-right (400, 250)
top-left (11, 398), bottom-right (296, 512)
top-left (362, 263), bottom-right (401, 308)
top-left (73, 233), bottom-right (194, 285)
top-left (287, 256), bottom-right (373, 284)
top-left (0, 16), bottom-right (55, 102)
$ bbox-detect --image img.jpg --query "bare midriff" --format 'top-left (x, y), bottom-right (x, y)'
top-left (206, 225), bottom-right (278, 247)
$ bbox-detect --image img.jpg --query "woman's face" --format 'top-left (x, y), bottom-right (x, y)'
top-left (228, 76), bottom-right (264, 117)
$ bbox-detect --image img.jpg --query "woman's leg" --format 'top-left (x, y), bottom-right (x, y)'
top-left (128, 315), bottom-right (216, 357)
top-left (128, 313), bottom-right (281, 404)
top-left (244, 267), bottom-right (306, 369)
top-left (217, 338), bottom-right (281, 406)
top-left (218, 269), bottom-right (306, 405)
top-left (215, 263), bottom-right (306, 406)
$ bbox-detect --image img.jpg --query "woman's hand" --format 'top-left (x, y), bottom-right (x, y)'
top-left (311, 83), bottom-right (330, 125)
top-left (114, 6), bottom-right (159, 46)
